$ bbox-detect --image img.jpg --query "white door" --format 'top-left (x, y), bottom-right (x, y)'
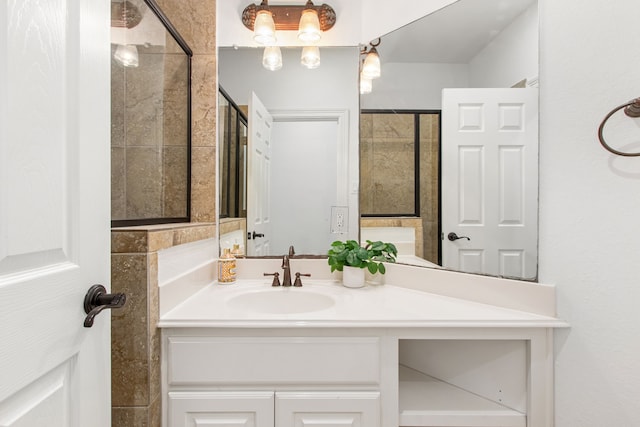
top-left (441, 88), bottom-right (538, 279)
top-left (0, 0), bottom-right (111, 425)
top-left (247, 92), bottom-right (273, 256)
top-left (270, 120), bottom-right (338, 255)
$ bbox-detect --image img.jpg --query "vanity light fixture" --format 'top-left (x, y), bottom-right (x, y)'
top-left (252, 0), bottom-right (277, 45)
top-left (263, 45), bottom-right (283, 71)
top-left (114, 44), bottom-right (139, 67)
top-left (242, 1), bottom-right (336, 33)
top-left (298, 0), bottom-right (322, 43)
top-left (361, 39), bottom-right (382, 80)
top-left (360, 72), bottom-right (372, 94)
top-left (300, 45), bottom-right (321, 69)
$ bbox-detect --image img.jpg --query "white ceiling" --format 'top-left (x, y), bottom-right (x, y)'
top-left (376, 0), bottom-right (536, 64)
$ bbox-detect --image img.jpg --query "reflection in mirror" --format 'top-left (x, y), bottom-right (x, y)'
top-left (360, 0), bottom-right (539, 280)
top-left (111, 0), bottom-right (192, 226)
top-left (218, 47), bottom-right (360, 256)
top-left (217, 0), bottom-right (539, 280)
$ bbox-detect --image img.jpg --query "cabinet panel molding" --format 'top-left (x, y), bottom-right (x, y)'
top-left (167, 337), bottom-right (380, 385)
top-left (168, 391), bottom-right (275, 427)
top-left (275, 391), bottom-right (381, 427)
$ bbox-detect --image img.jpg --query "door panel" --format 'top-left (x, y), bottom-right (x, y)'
top-left (247, 92), bottom-right (273, 256)
top-left (442, 88), bottom-right (538, 279)
top-left (0, 0), bottom-right (111, 424)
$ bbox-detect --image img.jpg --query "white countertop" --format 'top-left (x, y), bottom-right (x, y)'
top-left (158, 279), bottom-right (567, 329)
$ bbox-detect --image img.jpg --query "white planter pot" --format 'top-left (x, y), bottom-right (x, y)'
top-left (342, 266), bottom-right (365, 288)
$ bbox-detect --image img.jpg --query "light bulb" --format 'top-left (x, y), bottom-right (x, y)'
top-left (253, 9), bottom-right (276, 45)
top-left (262, 46), bottom-right (282, 71)
top-left (114, 44), bottom-right (139, 68)
top-left (362, 47), bottom-right (381, 79)
top-left (360, 74), bottom-right (372, 94)
top-left (301, 46), bottom-right (320, 69)
top-left (298, 7), bottom-right (321, 43)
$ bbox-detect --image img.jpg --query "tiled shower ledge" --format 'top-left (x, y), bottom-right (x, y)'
top-left (111, 222), bottom-right (216, 253)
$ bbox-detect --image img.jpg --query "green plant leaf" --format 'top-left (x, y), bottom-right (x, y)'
top-left (367, 263), bottom-right (378, 274)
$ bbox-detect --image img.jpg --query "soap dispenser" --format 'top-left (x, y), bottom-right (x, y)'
top-left (218, 248), bottom-right (237, 284)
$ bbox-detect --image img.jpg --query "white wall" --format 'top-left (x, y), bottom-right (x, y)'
top-left (360, 62), bottom-right (469, 110)
top-left (360, 2), bottom-right (537, 110)
top-left (538, 0), bottom-right (640, 425)
top-left (468, 3), bottom-right (538, 88)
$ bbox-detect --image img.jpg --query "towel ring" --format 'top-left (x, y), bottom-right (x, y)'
top-left (597, 97), bottom-right (640, 157)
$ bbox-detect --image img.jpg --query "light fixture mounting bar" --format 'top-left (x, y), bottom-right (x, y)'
top-left (242, 3), bottom-right (336, 32)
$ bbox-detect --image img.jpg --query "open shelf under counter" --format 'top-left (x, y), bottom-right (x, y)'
top-left (399, 365), bottom-right (526, 427)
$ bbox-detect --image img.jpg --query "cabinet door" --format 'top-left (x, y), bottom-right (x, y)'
top-left (169, 391), bottom-right (274, 427)
top-left (275, 392), bottom-right (380, 427)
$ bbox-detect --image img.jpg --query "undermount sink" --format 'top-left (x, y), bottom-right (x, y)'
top-left (226, 288), bottom-right (336, 314)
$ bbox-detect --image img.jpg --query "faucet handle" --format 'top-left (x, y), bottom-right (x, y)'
top-left (293, 272), bottom-right (311, 287)
top-left (264, 272), bottom-right (281, 287)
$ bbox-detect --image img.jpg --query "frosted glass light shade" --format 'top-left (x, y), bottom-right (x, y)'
top-left (254, 9), bottom-right (277, 45)
top-left (360, 74), bottom-right (372, 94)
top-left (300, 45), bottom-right (321, 69)
top-left (262, 46), bottom-right (282, 71)
top-left (298, 8), bottom-right (321, 43)
top-left (362, 47), bottom-right (381, 79)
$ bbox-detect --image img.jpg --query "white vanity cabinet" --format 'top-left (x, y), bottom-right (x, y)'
top-left (163, 332), bottom-right (384, 427)
top-left (159, 274), bottom-right (566, 427)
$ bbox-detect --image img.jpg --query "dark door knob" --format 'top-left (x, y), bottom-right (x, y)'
top-left (447, 232), bottom-right (470, 242)
top-left (83, 284), bottom-right (126, 328)
top-left (249, 231), bottom-right (265, 240)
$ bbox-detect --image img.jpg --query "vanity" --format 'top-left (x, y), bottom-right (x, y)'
top-left (159, 258), bottom-right (566, 427)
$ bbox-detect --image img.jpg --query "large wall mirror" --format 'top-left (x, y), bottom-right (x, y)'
top-left (218, 0), bottom-right (539, 280)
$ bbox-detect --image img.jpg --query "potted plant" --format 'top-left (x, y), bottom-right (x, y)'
top-left (327, 240), bottom-right (398, 288)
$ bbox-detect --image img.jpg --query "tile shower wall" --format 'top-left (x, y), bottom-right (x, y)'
top-left (111, 0), bottom-right (217, 223)
top-left (111, 224), bottom-right (215, 427)
top-left (111, 45), bottom-right (189, 221)
top-left (360, 112), bottom-right (440, 263)
top-left (111, 0), bottom-right (216, 426)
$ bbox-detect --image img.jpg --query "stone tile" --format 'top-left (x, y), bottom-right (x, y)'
top-left (172, 223), bottom-right (216, 245)
top-left (112, 406), bottom-right (149, 427)
top-left (111, 231), bottom-right (149, 253)
top-left (191, 146), bottom-right (217, 222)
top-left (124, 49), bottom-right (164, 148)
top-left (192, 54), bottom-right (217, 148)
top-left (360, 113), bottom-right (373, 138)
top-left (111, 147), bottom-right (126, 221)
top-left (148, 393), bottom-right (162, 427)
top-left (157, 0), bottom-right (216, 54)
top-left (372, 113), bottom-right (415, 139)
top-left (111, 49), bottom-right (126, 149)
top-left (162, 146), bottom-right (189, 218)
top-left (111, 254), bottom-right (150, 407)
top-left (219, 219), bottom-right (244, 242)
top-left (125, 147), bottom-right (163, 219)
top-left (162, 55), bottom-right (190, 147)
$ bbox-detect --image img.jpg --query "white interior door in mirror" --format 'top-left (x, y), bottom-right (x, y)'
top-left (247, 92), bottom-right (273, 256)
top-left (0, 0), bottom-right (111, 424)
top-left (270, 118), bottom-right (339, 255)
top-left (442, 88), bottom-right (538, 279)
